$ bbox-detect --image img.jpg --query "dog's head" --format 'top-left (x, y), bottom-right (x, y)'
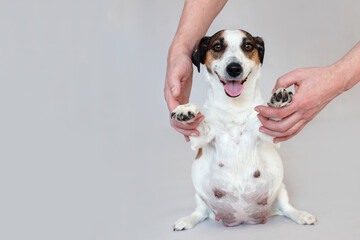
top-left (192, 30), bottom-right (265, 98)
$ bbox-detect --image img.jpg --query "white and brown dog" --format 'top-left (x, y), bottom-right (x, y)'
top-left (171, 29), bottom-right (316, 231)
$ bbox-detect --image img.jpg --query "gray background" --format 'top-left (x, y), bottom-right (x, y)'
top-left (0, 0), bottom-right (359, 239)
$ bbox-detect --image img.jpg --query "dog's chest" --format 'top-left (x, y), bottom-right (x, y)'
top-left (210, 114), bottom-right (259, 158)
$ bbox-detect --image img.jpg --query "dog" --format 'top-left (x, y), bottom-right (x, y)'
top-left (171, 29), bottom-right (317, 231)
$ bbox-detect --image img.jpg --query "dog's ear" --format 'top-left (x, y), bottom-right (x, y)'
top-left (192, 36), bottom-right (210, 72)
top-left (254, 36), bottom-right (265, 64)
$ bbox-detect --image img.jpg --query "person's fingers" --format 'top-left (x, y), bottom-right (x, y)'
top-left (273, 134), bottom-right (293, 143)
top-left (273, 123), bottom-right (306, 143)
top-left (273, 69), bottom-right (301, 92)
top-left (257, 112), bottom-right (302, 133)
top-left (184, 135), bottom-right (190, 142)
top-left (255, 100), bottom-right (299, 119)
top-left (172, 127), bottom-right (199, 137)
top-left (259, 119), bottom-right (306, 138)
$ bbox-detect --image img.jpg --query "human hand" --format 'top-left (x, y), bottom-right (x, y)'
top-left (164, 50), bottom-right (204, 142)
top-left (255, 66), bottom-right (344, 143)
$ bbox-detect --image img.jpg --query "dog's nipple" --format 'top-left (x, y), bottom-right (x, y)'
top-left (214, 188), bottom-right (225, 199)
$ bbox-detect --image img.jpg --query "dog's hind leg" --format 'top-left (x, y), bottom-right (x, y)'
top-left (272, 183), bottom-right (317, 225)
top-left (173, 193), bottom-right (211, 231)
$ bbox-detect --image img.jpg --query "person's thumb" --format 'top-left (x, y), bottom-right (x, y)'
top-left (169, 73), bottom-right (181, 98)
top-left (170, 84), bottom-right (179, 98)
top-left (273, 70), bottom-right (299, 93)
top-left (166, 74), bottom-right (181, 112)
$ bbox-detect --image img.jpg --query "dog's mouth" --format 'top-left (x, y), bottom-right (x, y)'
top-left (215, 72), bottom-right (251, 98)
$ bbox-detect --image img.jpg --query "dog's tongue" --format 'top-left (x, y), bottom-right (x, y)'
top-left (224, 81), bottom-right (244, 97)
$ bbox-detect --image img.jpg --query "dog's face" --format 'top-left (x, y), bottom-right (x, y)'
top-left (192, 30), bottom-right (265, 98)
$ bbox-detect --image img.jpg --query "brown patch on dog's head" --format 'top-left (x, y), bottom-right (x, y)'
top-left (192, 30), bottom-right (226, 73)
top-left (240, 30), bottom-right (265, 65)
top-left (204, 30), bottom-right (227, 73)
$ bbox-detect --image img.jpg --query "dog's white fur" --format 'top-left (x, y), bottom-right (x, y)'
top-left (172, 30), bottom-right (316, 231)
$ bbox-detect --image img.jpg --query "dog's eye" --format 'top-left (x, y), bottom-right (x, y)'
top-left (244, 43), bottom-right (254, 51)
top-left (213, 44), bottom-right (223, 52)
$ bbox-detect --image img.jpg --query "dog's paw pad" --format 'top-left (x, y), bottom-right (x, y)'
top-left (293, 211), bottom-right (317, 225)
top-left (171, 104), bottom-right (199, 123)
top-left (173, 216), bottom-right (196, 231)
top-left (268, 88), bottom-right (293, 108)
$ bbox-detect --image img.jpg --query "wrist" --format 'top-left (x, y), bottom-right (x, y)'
top-left (167, 43), bottom-right (194, 65)
top-left (329, 42), bottom-right (360, 93)
top-left (168, 35), bottom-right (197, 59)
top-left (325, 63), bottom-right (344, 96)
top-left (329, 58), bottom-right (356, 94)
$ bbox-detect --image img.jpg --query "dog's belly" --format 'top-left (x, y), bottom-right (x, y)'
top-left (192, 141), bottom-right (282, 226)
top-left (201, 185), bottom-right (273, 226)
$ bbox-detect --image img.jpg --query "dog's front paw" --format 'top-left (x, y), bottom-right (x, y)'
top-left (292, 211), bottom-right (317, 225)
top-left (268, 88), bottom-right (293, 108)
top-left (171, 103), bottom-right (199, 124)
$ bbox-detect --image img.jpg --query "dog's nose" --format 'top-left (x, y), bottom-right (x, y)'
top-left (226, 63), bottom-right (243, 78)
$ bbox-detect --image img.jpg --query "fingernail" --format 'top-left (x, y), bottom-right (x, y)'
top-left (171, 87), bottom-right (177, 96)
top-left (274, 139), bottom-right (279, 143)
top-left (259, 127), bottom-right (265, 133)
top-left (254, 107), bottom-right (259, 112)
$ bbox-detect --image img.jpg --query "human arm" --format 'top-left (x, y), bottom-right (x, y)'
top-left (255, 41), bottom-right (360, 143)
top-left (164, 0), bottom-right (227, 141)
